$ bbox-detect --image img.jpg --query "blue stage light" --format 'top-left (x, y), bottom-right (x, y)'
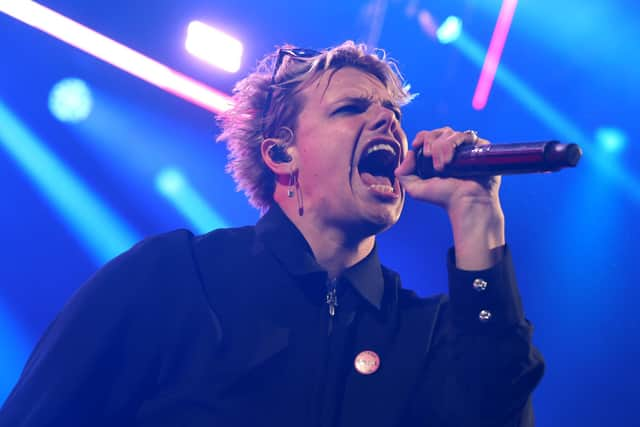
top-left (436, 16), bottom-right (462, 44)
top-left (595, 127), bottom-right (627, 154)
top-left (157, 168), bottom-right (186, 195)
top-left (48, 78), bottom-right (93, 123)
top-left (156, 167), bottom-right (228, 233)
top-left (0, 300), bottom-right (30, 406)
top-left (0, 99), bottom-right (140, 265)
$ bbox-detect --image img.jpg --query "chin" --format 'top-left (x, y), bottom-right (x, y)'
top-left (364, 204), bottom-right (403, 235)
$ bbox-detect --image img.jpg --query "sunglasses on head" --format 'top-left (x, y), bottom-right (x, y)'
top-left (261, 48), bottom-right (321, 137)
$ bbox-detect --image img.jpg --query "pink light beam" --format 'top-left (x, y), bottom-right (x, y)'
top-left (472, 0), bottom-right (518, 110)
top-left (0, 1), bottom-right (233, 113)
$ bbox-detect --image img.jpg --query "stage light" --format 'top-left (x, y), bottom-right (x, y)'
top-left (417, 10), bottom-right (438, 38)
top-left (157, 168), bottom-right (186, 195)
top-left (186, 20), bottom-right (243, 73)
top-left (0, 99), bottom-right (140, 265)
top-left (595, 127), bottom-right (627, 154)
top-left (0, 1), bottom-right (233, 113)
top-left (0, 300), bottom-right (30, 406)
top-left (472, 0), bottom-right (519, 110)
top-left (156, 167), bottom-right (228, 233)
top-left (48, 77), bottom-right (93, 123)
top-left (436, 16), bottom-right (462, 44)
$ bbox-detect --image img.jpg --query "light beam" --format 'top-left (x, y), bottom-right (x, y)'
top-left (472, 0), bottom-right (518, 110)
top-left (0, 0), bottom-right (233, 113)
top-left (156, 168), bottom-right (228, 233)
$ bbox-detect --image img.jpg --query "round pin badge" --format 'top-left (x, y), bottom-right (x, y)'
top-left (354, 350), bottom-right (380, 375)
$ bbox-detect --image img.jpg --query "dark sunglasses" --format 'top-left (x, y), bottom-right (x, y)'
top-left (261, 47), bottom-right (321, 136)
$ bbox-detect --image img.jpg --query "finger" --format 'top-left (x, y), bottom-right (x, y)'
top-left (436, 133), bottom-right (463, 169)
top-left (395, 149), bottom-right (416, 176)
top-left (397, 171), bottom-right (442, 198)
top-left (431, 130), bottom-right (458, 171)
top-left (411, 132), bottom-right (433, 158)
top-left (434, 126), bottom-right (455, 136)
top-left (411, 126), bottom-right (455, 149)
top-left (423, 128), bottom-right (454, 170)
top-left (413, 127), bottom-right (474, 171)
top-left (411, 131), bottom-right (427, 149)
top-left (434, 130), bottom-right (487, 169)
top-left (396, 172), bottom-right (422, 194)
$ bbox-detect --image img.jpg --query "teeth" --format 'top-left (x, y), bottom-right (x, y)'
top-left (369, 184), bottom-right (395, 193)
top-left (366, 143), bottom-right (396, 156)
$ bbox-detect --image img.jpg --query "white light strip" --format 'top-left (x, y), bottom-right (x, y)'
top-left (186, 20), bottom-right (243, 73)
top-left (0, 0), bottom-right (233, 113)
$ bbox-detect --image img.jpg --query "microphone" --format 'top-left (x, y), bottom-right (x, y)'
top-left (414, 140), bottom-right (582, 179)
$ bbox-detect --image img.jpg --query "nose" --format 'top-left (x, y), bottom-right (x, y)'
top-left (368, 104), bottom-right (398, 134)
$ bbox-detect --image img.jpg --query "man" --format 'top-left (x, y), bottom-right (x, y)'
top-left (0, 41), bottom-right (544, 426)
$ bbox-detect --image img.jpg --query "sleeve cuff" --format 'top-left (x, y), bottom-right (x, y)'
top-left (447, 244), bottom-right (525, 331)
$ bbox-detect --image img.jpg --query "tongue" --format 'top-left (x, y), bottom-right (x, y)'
top-left (360, 172), bottom-right (392, 187)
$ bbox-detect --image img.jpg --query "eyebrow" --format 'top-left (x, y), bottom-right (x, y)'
top-left (332, 95), bottom-right (403, 119)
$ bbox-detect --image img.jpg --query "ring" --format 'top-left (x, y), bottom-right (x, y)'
top-left (464, 129), bottom-right (479, 144)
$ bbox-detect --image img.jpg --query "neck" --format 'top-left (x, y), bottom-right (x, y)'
top-left (276, 201), bottom-right (375, 279)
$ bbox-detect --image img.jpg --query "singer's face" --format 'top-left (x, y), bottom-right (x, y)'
top-left (292, 67), bottom-right (408, 236)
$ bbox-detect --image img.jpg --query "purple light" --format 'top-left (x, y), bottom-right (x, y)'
top-left (472, 0), bottom-right (518, 110)
top-left (417, 10), bottom-right (438, 38)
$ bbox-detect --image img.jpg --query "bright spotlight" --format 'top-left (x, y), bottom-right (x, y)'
top-left (48, 78), bottom-right (93, 123)
top-left (436, 16), bottom-right (462, 44)
top-left (185, 21), bottom-right (243, 73)
top-left (595, 127), bottom-right (627, 153)
top-left (156, 168), bottom-right (186, 195)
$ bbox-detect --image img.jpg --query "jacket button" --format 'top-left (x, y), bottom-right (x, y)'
top-left (473, 278), bottom-right (488, 291)
top-left (354, 350), bottom-right (380, 375)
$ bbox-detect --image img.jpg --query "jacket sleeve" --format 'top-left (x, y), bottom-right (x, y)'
top-left (0, 230), bottom-right (217, 427)
top-left (408, 245), bottom-right (545, 426)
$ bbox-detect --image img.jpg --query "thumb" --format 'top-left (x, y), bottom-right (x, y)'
top-left (395, 150), bottom-right (417, 177)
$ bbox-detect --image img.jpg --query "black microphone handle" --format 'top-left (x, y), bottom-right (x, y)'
top-left (414, 140), bottom-right (582, 179)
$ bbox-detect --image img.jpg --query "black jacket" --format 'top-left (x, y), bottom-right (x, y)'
top-left (0, 206), bottom-right (544, 426)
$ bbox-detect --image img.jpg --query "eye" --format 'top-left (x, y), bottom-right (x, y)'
top-left (334, 104), bottom-right (366, 115)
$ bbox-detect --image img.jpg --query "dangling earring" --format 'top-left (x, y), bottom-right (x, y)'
top-left (294, 172), bottom-right (304, 216)
top-left (287, 173), bottom-right (295, 198)
top-left (286, 169), bottom-right (304, 216)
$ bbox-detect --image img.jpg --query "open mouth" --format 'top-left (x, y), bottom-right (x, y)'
top-left (357, 140), bottom-right (400, 196)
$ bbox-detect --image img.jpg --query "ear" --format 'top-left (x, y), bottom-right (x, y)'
top-left (260, 128), bottom-right (297, 175)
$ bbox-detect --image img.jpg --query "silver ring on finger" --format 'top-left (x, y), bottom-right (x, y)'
top-left (464, 129), bottom-right (479, 144)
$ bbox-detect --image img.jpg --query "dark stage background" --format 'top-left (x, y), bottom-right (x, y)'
top-left (1, 0), bottom-right (639, 425)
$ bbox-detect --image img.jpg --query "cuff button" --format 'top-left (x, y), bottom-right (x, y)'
top-left (473, 278), bottom-right (488, 291)
top-left (479, 309), bottom-right (492, 322)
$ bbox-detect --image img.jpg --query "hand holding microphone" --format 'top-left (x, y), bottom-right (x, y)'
top-left (394, 127), bottom-right (583, 210)
top-left (394, 127), bottom-right (582, 270)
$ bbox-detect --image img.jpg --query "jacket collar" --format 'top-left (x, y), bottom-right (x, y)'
top-left (255, 205), bottom-right (384, 310)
